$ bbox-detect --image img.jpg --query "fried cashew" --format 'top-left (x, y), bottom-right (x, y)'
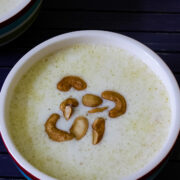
top-left (60, 98), bottom-right (79, 120)
top-left (88, 106), bottom-right (108, 113)
top-left (82, 94), bottom-right (102, 107)
top-left (45, 113), bottom-right (74, 142)
top-left (101, 91), bottom-right (126, 118)
top-left (70, 116), bottom-right (89, 140)
top-left (92, 117), bottom-right (105, 145)
top-left (57, 76), bottom-right (87, 91)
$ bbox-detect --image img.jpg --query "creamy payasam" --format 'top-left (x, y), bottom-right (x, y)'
top-left (8, 44), bottom-right (171, 180)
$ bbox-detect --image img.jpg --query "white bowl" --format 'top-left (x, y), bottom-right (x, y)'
top-left (0, 0), bottom-right (30, 23)
top-left (0, 0), bottom-right (42, 46)
top-left (0, 30), bottom-right (180, 179)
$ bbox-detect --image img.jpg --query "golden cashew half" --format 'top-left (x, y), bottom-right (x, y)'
top-left (82, 94), bottom-right (102, 107)
top-left (57, 76), bottom-right (87, 91)
top-left (70, 116), bottom-right (89, 140)
top-left (92, 117), bottom-right (105, 145)
top-left (60, 98), bottom-right (79, 120)
top-left (101, 91), bottom-right (126, 118)
top-left (45, 113), bottom-right (74, 142)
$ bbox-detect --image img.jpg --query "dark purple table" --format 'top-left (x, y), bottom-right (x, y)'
top-left (0, 0), bottom-right (180, 179)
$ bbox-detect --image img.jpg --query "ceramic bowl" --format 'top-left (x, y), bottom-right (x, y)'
top-left (0, 0), bottom-right (43, 46)
top-left (0, 31), bottom-right (180, 179)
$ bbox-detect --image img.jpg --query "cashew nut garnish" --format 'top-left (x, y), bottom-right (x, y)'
top-left (70, 116), bottom-right (89, 140)
top-left (88, 106), bottom-right (108, 113)
top-left (82, 94), bottom-right (102, 107)
top-left (101, 91), bottom-right (126, 118)
top-left (45, 114), bottom-right (74, 142)
top-left (92, 117), bottom-right (105, 145)
top-left (46, 75), bottom-right (127, 145)
top-left (57, 76), bottom-right (87, 91)
top-left (60, 98), bottom-right (79, 120)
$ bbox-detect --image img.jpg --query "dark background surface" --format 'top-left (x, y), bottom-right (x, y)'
top-left (0, 0), bottom-right (180, 179)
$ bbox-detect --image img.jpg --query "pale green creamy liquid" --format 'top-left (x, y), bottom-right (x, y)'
top-left (8, 44), bottom-right (171, 180)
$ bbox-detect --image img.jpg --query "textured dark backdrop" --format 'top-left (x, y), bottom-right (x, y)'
top-left (0, 0), bottom-right (180, 179)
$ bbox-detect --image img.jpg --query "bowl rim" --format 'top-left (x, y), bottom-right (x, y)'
top-left (0, 0), bottom-right (31, 24)
top-left (0, 30), bottom-right (180, 180)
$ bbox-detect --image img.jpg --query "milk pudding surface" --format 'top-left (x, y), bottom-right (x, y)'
top-left (8, 44), bottom-right (171, 180)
